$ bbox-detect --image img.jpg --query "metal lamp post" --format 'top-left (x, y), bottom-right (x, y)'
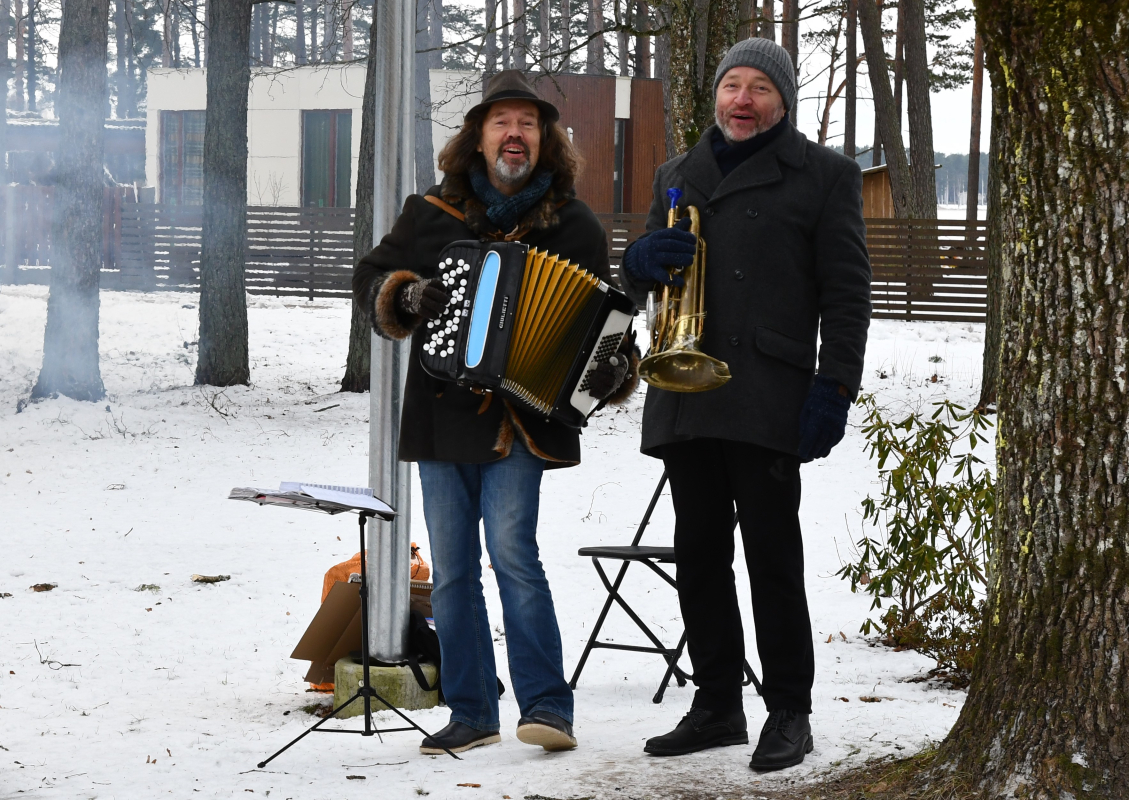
top-left (368, 0), bottom-right (415, 665)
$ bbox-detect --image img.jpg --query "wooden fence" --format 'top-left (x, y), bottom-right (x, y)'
top-left (1, 192), bottom-right (988, 322)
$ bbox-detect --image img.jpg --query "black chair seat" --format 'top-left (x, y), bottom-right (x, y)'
top-left (577, 545), bottom-right (676, 563)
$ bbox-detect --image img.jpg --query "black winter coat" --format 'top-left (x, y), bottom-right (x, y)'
top-left (620, 124), bottom-right (871, 457)
top-left (353, 171), bottom-right (639, 469)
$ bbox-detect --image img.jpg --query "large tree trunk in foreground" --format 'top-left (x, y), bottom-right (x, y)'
top-left (340, 4), bottom-right (380, 393)
top-left (195, 0), bottom-right (252, 387)
top-left (858, 0), bottom-right (912, 217)
top-left (667, 0), bottom-right (739, 153)
top-left (976, 80), bottom-right (1002, 412)
top-left (32, 0), bottom-right (110, 402)
top-left (938, 2), bottom-right (1129, 795)
top-left (414, 0), bottom-right (435, 192)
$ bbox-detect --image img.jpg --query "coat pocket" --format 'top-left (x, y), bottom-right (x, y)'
top-left (754, 326), bottom-right (816, 370)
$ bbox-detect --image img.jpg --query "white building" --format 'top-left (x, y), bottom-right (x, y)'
top-left (144, 65), bottom-right (482, 207)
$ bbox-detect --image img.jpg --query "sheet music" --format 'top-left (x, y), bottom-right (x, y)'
top-left (229, 483), bottom-right (394, 518)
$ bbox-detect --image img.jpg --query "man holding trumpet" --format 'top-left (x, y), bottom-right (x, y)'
top-left (619, 39), bottom-right (871, 771)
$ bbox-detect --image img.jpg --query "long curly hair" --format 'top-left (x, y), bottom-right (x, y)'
top-left (436, 103), bottom-right (584, 195)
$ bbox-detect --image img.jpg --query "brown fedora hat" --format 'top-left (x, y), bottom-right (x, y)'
top-left (468, 69), bottom-right (560, 122)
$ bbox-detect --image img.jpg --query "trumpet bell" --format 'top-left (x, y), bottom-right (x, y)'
top-left (638, 349), bottom-right (732, 392)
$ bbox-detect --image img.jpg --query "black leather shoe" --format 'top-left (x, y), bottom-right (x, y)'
top-left (516, 710), bottom-right (577, 751)
top-left (749, 710), bottom-right (813, 771)
top-left (644, 707), bottom-right (748, 756)
top-left (419, 721), bottom-right (500, 755)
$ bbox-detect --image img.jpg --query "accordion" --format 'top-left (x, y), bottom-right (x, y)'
top-left (419, 240), bottom-right (636, 428)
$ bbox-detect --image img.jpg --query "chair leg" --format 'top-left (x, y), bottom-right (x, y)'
top-left (568, 558), bottom-right (631, 689)
top-left (653, 629), bottom-right (690, 704)
top-left (743, 660), bottom-right (763, 695)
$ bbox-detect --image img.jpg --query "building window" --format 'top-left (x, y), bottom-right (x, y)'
top-left (302, 110), bottom-right (352, 207)
top-left (160, 110), bottom-right (205, 205)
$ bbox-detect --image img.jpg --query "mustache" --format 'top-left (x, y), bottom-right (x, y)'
top-left (497, 138), bottom-right (530, 156)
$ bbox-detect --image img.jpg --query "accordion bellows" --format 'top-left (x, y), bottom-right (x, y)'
top-left (420, 240), bottom-right (635, 428)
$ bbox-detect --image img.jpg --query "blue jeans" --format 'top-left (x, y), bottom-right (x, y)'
top-left (417, 439), bottom-right (573, 732)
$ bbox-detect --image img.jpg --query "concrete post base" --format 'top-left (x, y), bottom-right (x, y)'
top-left (333, 658), bottom-right (439, 718)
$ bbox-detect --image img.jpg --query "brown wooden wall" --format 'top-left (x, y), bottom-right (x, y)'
top-left (536, 74), bottom-right (617, 214)
top-left (862, 166), bottom-right (896, 218)
top-left (625, 78), bottom-right (665, 214)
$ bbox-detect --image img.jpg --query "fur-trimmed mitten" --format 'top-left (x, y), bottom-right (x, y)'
top-left (586, 354), bottom-right (630, 399)
top-left (397, 278), bottom-right (450, 321)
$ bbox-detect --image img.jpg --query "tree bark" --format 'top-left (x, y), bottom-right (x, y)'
top-left (32, 0), bottom-right (110, 402)
top-left (414, 0), bottom-right (435, 192)
top-left (653, 1), bottom-right (673, 157)
top-left (485, 0), bottom-right (497, 72)
top-left (113, 0), bottom-right (125, 116)
top-left (191, 0), bottom-right (201, 67)
top-left (892, 0), bottom-right (903, 122)
top-left (759, 0), bottom-right (774, 41)
top-left (0, 0), bottom-right (7, 182)
top-left (937, 3), bottom-right (1129, 794)
top-left (162, 0), bottom-right (173, 67)
top-left (429, 0), bottom-right (443, 69)
top-left (779, 0), bottom-right (797, 121)
top-left (736, 0), bottom-right (754, 40)
top-left (25, 0), bottom-right (34, 111)
top-left (976, 79), bottom-right (1001, 412)
top-left (965, 32), bottom-right (984, 221)
top-left (195, 0), bottom-right (252, 387)
top-left (513, 0), bottom-right (526, 69)
top-left (858, 0), bottom-right (912, 217)
top-left (501, 0), bottom-right (510, 70)
top-left (340, 4), bottom-right (379, 393)
top-left (633, 0), bottom-right (650, 77)
top-left (667, 0), bottom-right (739, 153)
top-left (616, 0), bottom-right (629, 76)
top-left (586, 0), bottom-right (601, 74)
top-left (296, 0), bottom-right (306, 63)
top-left (557, 0), bottom-right (569, 71)
top-left (13, 0), bottom-right (23, 112)
top-left (901, 0), bottom-right (935, 217)
top-left (310, 0), bottom-right (319, 60)
top-left (843, 0), bottom-right (856, 158)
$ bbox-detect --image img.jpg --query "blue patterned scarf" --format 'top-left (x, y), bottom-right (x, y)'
top-left (468, 167), bottom-right (554, 233)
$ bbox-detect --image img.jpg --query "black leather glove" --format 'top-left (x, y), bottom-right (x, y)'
top-left (586, 353), bottom-right (630, 399)
top-left (797, 375), bottom-right (851, 462)
top-left (622, 217), bottom-right (695, 287)
top-left (396, 277), bottom-right (449, 321)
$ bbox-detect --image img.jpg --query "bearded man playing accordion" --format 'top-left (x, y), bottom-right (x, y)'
top-left (353, 70), bottom-right (638, 756)
top-left (619, 39), bottom-right (872, 771)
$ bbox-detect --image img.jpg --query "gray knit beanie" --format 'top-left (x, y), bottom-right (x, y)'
top-left (713, 38), bottom-right (796, 111)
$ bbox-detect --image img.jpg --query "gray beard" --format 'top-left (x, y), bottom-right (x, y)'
top-left (715, 107), bottom-right (785, 144)
top-left (493, 155), bottom-right (533, 186)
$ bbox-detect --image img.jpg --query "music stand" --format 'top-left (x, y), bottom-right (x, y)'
top-left (229, 485), bottom-right (459, 765)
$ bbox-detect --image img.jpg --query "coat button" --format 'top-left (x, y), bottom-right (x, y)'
top-left (729, 336), bottom-right (740, 346)
top-left (746, 209), bottom-right (758, 219)
top-left (705, 207), bottom-right (715, 217)
top-left (734, 269), bottom-right (745, 280)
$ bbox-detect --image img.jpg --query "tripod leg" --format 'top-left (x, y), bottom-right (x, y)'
top-left (366, 687), bottom-right (461, 760)
top-left (256, 689), bottom-right (371, 769)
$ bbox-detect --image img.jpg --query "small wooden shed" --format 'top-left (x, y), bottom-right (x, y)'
top-left (861, 164), bottom-right (895, 218)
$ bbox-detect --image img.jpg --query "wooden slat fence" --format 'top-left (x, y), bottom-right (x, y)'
top-left (1, 197), bottom-right (988, 322)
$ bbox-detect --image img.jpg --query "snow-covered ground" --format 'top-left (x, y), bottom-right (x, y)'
top-left (1, 286), bottom-right (985, 799)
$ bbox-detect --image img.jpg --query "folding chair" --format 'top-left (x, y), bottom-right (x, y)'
top-left (569, 472), bottom-right (763, 703)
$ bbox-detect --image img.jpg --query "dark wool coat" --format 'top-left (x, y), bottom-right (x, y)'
top-left (620, 123), bottom-right (871, 458)
top-left (353, 171), bottom-right (639, 469)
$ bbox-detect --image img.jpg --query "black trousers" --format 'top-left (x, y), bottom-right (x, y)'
top-left (662, 437), bottom-right (814, 714)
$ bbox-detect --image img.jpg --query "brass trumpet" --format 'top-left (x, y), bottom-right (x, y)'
top-left (638, 188), bottom-right (732, 392)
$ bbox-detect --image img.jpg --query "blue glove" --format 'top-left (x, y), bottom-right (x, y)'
top-left (797, 375), bottom-right (851, 462)
top-left (622, 217), bottom-right (695, 287)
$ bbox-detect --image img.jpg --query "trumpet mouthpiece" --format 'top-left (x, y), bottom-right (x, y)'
top-left (667, 187), bottom-right (682, 209)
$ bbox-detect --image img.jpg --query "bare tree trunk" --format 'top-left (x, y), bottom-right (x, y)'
top-left (858, 0), bottom-right (911, 217)
top-left (586, 0), bottom-right (601, 74)
top-left (501, 0), bottom-right (510, 70)
top-left (32, 0), bottom-right (110, 402)
top-left (976, 81), bottom-right (1000, 412)
top-left (173, 0), bottom-right (183, 66)
top-left (514, 0), bottom-right (526, 69)
top-left (310, 0), bottom-right (319, 60)
top-left (936, 4), bottom-right (1129, 794)
top-left (653, 1), bottom-right (672, 157)
top-left (816, 12), bottom-right (844, 146)
top-left (191, 0), bottom-right (201, 66)
top-left (667, 0), bottom-right (739, 153)
top-left (539, 0), bottom-right (549, 69)
top-left (892, 0), bottom-right (903, 122)
top-left (13, 0), bottom-right (24, 112)
top-left (736, 0), bottom-right (754, 40)
top-left (203, 0), bottom-right (210, 66)
top-left (843, 0), bottom-right (856, 158)
top-left (24, 0), bottom-right (34, 111)
top-left (342, 1), bottom-right (352, 58)
top-left (123, 0), bottom-right (136, 114)
top-left (195, 0), bottom-right (252, 387)
top-left (485, 0), bottom-right (498, 72)
top-left (558, 0), bottom-right (569, 71)
top-left (429, 0), bottom-right (443, 69)
top-left (162, 0), bottom-right (173, 67)
top-left (0, 0), bottom-right (8, 181)
top-left (616, 0), bottom-right (629, 75)
top-left (965, 32), bottom-right (984, 221)
top-left (296, 0), bottom-right (306, 63)
top-left (902, 0), bottom-right (935, 217)
top-left (633, 0), bottom-right (650, 77)
top-left (114, 0), bottom-right (125, 116)
top-left (779, 0), bottom-right (796, 121)
top-left (415, 0), bottom-right (435, 192)
top-left (759, 0), bottom-right (773, 41)
top-left (341, 5), bottom-right (380, 393)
